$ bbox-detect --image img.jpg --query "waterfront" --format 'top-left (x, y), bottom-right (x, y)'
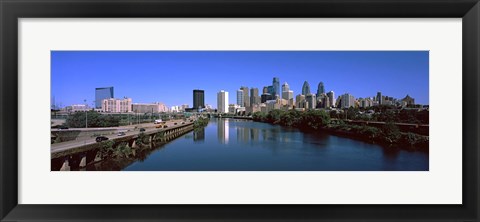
top-left (109, 118), bottom-right (429, 171)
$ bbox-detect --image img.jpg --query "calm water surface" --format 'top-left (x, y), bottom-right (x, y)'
top-left (121, 118), bottom-right (428, 171)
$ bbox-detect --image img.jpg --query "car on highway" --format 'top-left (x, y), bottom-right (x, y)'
top-left (174, 123), bottom-right (177, 125)
top-left (140, 128), bottom-right (146, 132)
top-left (117, 132), bottom-right (126, 136)
top-left (58, 126), bottom-right (69, 130)
top-left (95, 136), bottom-right (109, 142)
top-left (163, 125), bottom-right (168, 128)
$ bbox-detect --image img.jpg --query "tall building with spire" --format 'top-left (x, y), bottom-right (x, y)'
top-left (273, 77), bottom-right (280, 97)
top-left (302, 81), bottom-right (311, 95)
top-left (317, 82), bottom-right (325, 97)
top-left (282, 82), bottom-right (293, 105)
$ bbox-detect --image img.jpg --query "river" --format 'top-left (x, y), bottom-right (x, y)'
top-left (120, 118), bottom-right (428, 171)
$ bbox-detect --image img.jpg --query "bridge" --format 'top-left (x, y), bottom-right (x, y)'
top-left (51, 121), bottom-right (195, 171)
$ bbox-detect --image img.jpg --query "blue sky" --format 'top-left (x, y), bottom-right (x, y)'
top-left (51, 51), bottom-right (429, 108)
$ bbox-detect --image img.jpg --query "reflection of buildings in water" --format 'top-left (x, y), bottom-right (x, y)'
top-left (236, 126), bottom-right (250, 143)
top-left (193, 128), bottom-right (205, 142)
top-left (250, 128), bottom-right (259, 142)
top-left (217, 118), bottom-right (229, 144)
top-left (261, 129), bottom-right (267, 141)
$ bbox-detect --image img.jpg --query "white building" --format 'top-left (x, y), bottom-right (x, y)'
top-left (229, 104), bottom-right (240, 114)
top-left (217, 90), bottom-right (229, 113)
top-left (101, 97), bottom-right (132, 113)
top-left (170, 106), bottom-right (180, 113)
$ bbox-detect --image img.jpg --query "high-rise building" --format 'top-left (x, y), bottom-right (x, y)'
top-left (327, 91), bottom-right (335, 108)
top-left (240, 86), bottom-right (250, 107)
top-left (282, 82), bottom-right (290, 92)
top-left (317, 82), bottom-right (325, 97)
top-left (95, 87), bottom-right (114, 108)
top-left (267, 85), bottom-right (275, 96)
top-left (217, 90), bottom-right (229, 113)
top-left (377, 92), bottom-right (383, 105)
top-left (250, 88), bottom-right (260, 105)
top-left (193, 89), bottom-right (205, 109)
top-left (273, 77), bottom-right (280, 97)
top-left (306, 94), bottom-right (317, 110)
top-left (281, 82), bottom-right (293, 104)
top-left (302, 81), bottom-right (311, 95)
top-left (296, 94), bottom-right (306, 108)
top-left (263, 86), bottom-right (268, 94)
top-left (341, 93), bottom-right (356, 108)
top-left (102, 97), bottom-right (132, 113)
top-left (358, 98), bottom-right (374, 108)
top-left (261, 93), bottom-right (273, 103)
top-left (236, 90), bottom-right (244, 106)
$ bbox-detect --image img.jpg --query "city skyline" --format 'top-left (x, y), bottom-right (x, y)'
top-left (51, 51), bottom-right (429, 109)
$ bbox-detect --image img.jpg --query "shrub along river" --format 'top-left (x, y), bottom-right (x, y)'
top-left (107, 118), bottom-right (428, 171)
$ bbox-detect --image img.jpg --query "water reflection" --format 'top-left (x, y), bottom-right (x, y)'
top-left (118, 118), bottom-right (428, 171)
top-left (217, 118), bottom-right (229, 144)
top-left (193, 128), bottom-right (205, 142)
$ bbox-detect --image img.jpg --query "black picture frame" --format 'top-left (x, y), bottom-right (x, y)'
top-left (1, 0), bottom-right (479, 221)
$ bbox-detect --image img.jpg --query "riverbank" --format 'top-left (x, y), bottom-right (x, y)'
top-left (252, 110), bottom-right (428, 152)
top-left (322, 123), bottom-right (428, 151)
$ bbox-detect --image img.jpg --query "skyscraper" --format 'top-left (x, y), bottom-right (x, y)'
top-left (250, 88), bottom-right (260, 105)
top-left (267, 85), bottom-right (275, 96)
top-left (273, 77), bottom-right (280, 97)
top-left (327, 91), bottom-right (335, 108)
top-left (217, 90), bottom-right (229, 113)
top-left (377, 92), bottom-right (383, 105)
top-left (95, 87), bottom-right (114, 109)
top-left (317, 82), bottom-right (325, 97)
top-left (236, 90), bottom-right (244, 106)
top-left (282, 82), bottom-right (293, 104)
top-left (306, 94), bottom-right (317, 110)
top-left (282, 82), bottom-right (289, 92)
top-left (296, 94), bottom-right (306, 108)
top-left (240, 86), bottom-right (250, 107)
top-left (302, 81), bottom-right (311, 95)
top-left (262, 86), bottom-right (268, 94)
top-left (341, 93), bottom-right (355, 108)
top-left (193, 89), bottom-right (205, 109)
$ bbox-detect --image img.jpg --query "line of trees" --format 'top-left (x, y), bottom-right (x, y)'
top-left (329, 106), bottom-right (429, 124)
top-left (253, 109), bottom-right (331, 130)
top-left (66, 111), bottom-right (121, 128)
top-left (252, 109), bottom-right (428, 150)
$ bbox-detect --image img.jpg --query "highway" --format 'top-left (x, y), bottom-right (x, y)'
top-left (51, 119), bottom-right (190, 154)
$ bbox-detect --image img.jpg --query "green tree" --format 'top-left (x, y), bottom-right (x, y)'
top-left (252, 112), bottom-right (267, 122)
top-left (381, 122), bottom-right (401, 144)
top-left (300, 110), bottom-right (331, 130)
top-left (66, 111), bottom-right (120, 128)
top-left (266, 110), bottom-right (283, 124)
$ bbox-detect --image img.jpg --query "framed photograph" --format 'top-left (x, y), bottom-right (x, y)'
top-left (1, 0), bottom-right (479, 221)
